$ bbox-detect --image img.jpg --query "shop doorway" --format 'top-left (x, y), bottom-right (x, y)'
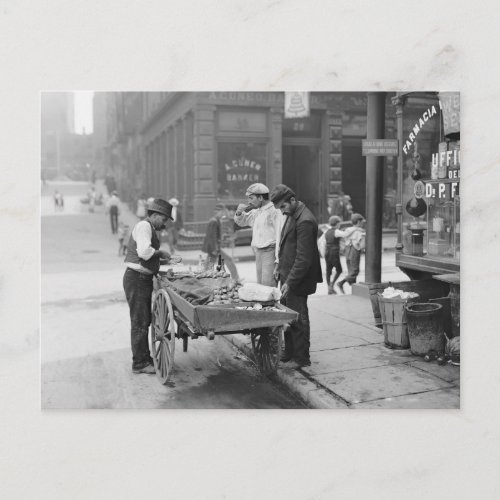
top-left (342, 136), bottom-right (366, 216)
top-left (282, 144), bottom-right (321, 219)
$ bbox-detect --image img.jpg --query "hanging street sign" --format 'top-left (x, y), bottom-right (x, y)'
top-left (362, 139), bottom-right (399, 156)
top-left (284, 92), bottom-right (310, 118)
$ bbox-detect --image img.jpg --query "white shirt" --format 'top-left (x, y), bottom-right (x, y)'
top-left (106, 194), bottom-right (120, 208)
top-left (345, 226), bottom-right (365, 251)
top-left (126, 220), bottom-right (156, 274)
top-left (234, 202), bottom-right (283, 262)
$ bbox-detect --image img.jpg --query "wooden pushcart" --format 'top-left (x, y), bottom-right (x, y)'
top-left (150, 274), bottom-right (298, 384)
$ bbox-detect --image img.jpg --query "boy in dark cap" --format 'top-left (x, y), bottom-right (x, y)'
top-left (123, 198), bottom-right (182, 374)
top-left (270, 184), bottom-right (322, 368)
top-left (320, 215), bottom-right (352, 294)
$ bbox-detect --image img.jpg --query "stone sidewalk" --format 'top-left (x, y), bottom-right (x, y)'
top-left (225, 294), bottom-right (460, 409)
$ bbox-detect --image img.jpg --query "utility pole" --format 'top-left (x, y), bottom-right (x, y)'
top-left (365, 92), bottom-right (386, 283)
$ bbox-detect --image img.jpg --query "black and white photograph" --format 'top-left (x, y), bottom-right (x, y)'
top-left (3, 1), bottom-right (500, 498)
top-left (41, 91), bottom-right (460, 409)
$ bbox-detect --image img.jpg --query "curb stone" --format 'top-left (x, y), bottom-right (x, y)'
top-left (223, 334), bottom-right (349, 409)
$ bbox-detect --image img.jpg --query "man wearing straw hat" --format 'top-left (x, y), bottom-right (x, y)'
top-left (123, 198), bottom-right (181, 375)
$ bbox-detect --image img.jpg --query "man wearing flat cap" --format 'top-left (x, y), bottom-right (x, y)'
top-left (123, 198), bottom-right (181, 374)
top-left (234, 183), bottom-right (283, 287)
top-left (270, 184), bottom-right (322, 368)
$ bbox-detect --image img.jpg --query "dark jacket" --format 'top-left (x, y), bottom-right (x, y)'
top-left (202, 217), bottom-right (221, 256)
top-left (278, 201), bottom-right (322, 296)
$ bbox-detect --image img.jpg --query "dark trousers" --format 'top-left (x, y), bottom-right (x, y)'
top-left (344, 246), bottom-right (361, 284)
top-left (325, 250), bottom-right (342, 286)
top-left (110, 206), bottom-right (118, 234)
top-left (123, 268), bottom-right (153, 369)
top-left (281, 291), bottom-right (310, 364)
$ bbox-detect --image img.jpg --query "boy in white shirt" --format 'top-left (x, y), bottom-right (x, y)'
top-left (336, 213), bottom-right (366, 294)
top-left (234, 183), bottom-right (283, 287)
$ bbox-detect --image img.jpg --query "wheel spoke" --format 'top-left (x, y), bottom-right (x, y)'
top-left (151, 290), bottom-right (176, 384)
top-left (251, 326), bottom-right (282, 375)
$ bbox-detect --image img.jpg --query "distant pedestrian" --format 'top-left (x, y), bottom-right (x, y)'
top-left (106, 190), bottom-right (120, 234)
top-left (202, 203), bottom-right (240, 280)
top-left (234, 183), bottom-right (283, 287)
top-left (165, 197), bottom-right (183, 254)
top-left (270, 184), bottom-right (322, 368)
top-left (53, 190), bottom-right (64, 212)
top-left (336, 213), bottom-right (366, 294)
top-left (136, 193), bottom-right (148, 220)
top-left (87, 186), bottom-right (97, 213)
top-left (117, 222), bottom-right (130, 256)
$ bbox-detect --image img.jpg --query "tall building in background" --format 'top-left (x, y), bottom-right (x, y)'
top-left (92, 92), bottom-right (108, 177)
top-left (97, 92), bottom-right (144, 200)
top-left (41, 92), bottom-right (74, 135)
top-left (41, 92), bottom-right (93, 180)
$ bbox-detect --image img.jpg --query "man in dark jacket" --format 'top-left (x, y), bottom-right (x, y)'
top-left (202, 203), bottom-right (239, 280)
top-left (270, 184), bottom-right (322, 368)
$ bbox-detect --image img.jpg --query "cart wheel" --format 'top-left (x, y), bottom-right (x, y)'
top-left (151, 289), bottom-right (176, 384)
top-left (251, 325), bottom-right (283, 376)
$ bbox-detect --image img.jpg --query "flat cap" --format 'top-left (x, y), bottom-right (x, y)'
top-left (328, 215), bottom-right (342, 226)
top-left (270, 184), bottom-right (296, 205)
top-left (351, 213), bottom-right (365, 224)
top-left (245, 183), bottom-right (269, 196)
top-left (148, 198), bottom-right (173, 219)
top-left (214, 202), bottom-right (226, 211)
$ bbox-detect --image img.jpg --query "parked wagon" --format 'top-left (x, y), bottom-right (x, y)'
top-left (150, 272), bottom-right (298, 384)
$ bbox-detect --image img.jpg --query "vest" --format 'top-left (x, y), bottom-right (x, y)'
top-left (324, 227), bottom-right (340, 252)
top-left (124, 220), bottom-right (161, 274)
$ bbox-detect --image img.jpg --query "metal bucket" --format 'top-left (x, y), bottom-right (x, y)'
top-left (405, 302), bottom-right (444, 356)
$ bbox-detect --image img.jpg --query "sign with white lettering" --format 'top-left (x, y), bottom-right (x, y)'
top-left (439, 92), bottom-right (460, 136)
top-left (424, 180), bottom-right (459, 200)
top-left (217, 142), bottom-right (267, 199)
top-left (362, 139), bottom-right (398, 156)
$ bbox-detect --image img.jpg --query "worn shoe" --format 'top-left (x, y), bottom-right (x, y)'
top-left (132, 363), bottom-right (156, 375)
top-left (286, 360), bottom-right (311, 369)
top-left (295, 359), bottom-right (311, 368)
top-left (337, 282), bottom-right (345, 294)
top-left (280, 353), bottom-right (293, 363)
top-left (327, 285), bottom-right (335, 295)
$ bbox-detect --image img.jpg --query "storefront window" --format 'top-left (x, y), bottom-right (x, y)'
top-left (217, 142), bottom-right (267, 199)
top-left (400, 93), bottom-right (460, 262)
